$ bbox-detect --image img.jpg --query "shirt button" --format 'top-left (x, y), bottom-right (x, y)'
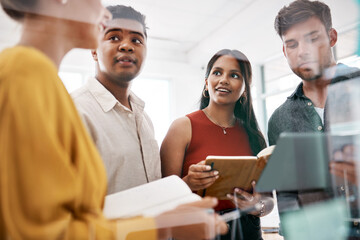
top-left (318, 126), bottom-right (323, 131)
top-left (128, 113), bottom-right (132, 118)
top-left (307, 102), bottom-right (312, 106)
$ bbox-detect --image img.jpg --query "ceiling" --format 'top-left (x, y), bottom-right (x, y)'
top-left (0, 0), bottom-right (359, 67)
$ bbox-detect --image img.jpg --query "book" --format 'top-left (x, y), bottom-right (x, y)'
top-left (103, 175), bottom-right (202, 219)
top-left (198, 145), bottom-right (275, 200)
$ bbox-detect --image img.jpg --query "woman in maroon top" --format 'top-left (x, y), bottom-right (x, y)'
top-left (161, 49), bottom-right (273, 240)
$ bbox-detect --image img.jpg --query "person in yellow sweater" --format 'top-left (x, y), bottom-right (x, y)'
top-left (0, 0), bottom-right (227, 239)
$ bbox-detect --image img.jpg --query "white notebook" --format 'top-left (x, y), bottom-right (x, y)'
top-left (103, 175), bottom-right (201, 219)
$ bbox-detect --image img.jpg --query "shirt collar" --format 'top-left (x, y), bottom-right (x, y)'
top-left (87, 77), bottom-right (145, 113)
top-left (288, 82), bottom-right (304, 100)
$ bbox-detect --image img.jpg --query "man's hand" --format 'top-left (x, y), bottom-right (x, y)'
top-left (330, 161), bottom-right (358, 185)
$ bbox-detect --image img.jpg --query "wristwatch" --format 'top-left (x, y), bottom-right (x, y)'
top-left (258, 200), bottom-right (265, 217)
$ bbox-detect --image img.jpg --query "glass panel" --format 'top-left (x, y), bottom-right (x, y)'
top-left (339, 55), bottom-right (360, 68)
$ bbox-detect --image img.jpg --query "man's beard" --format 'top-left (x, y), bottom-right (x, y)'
top-left (117, 72), bottom-right (136, 82)
top-left (293, 67), bottom-right (323, 82)
top-left (293, 51), bottom-right (333, 82)
top-left (297, 71), bottom-right (322, 82)
top-left (107, 71), bottom-right (138, 87)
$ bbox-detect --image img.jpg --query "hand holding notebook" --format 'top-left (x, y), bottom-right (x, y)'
top-left (183, 160), bottom-right (219, 191)
top-left (198, 145), bottom-right (275, 199)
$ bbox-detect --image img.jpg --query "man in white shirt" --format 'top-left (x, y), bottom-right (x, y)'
top-left (72, 5), bottom-right (161, 194)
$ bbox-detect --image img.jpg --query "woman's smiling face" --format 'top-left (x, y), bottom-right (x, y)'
top-left (206, 55), bottom-right (245, 107)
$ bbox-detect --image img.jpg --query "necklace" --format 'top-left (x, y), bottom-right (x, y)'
top-left (203, 109), bottom-right (236, 135)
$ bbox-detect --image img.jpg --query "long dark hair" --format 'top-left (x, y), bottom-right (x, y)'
top-left (200, 49), bottom-right (266, 155)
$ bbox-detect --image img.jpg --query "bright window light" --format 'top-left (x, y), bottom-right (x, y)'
top-left (132, 78), bottom-right (171, 145)
top-left (59, 72), bottom-right (84, 93)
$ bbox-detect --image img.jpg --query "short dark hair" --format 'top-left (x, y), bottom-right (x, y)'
top-left (274, 0), bottom-right (332, 36)
top-left (106, 5), bottom-right (148, 38)
top-left (200, 49), bottom-right (266, 155)
top-left (0, 0), bottom-right (37, 21)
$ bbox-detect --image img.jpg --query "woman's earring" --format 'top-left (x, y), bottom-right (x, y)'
top-left (61, 0), bottom-right (68, 4)
top-left (239, 92), bottom-right (247, 104)
top-left (202, 89), bottom-right (209, 98)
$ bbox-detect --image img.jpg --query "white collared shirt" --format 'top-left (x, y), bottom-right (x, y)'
top-left (71, 77), bottom-right (161, 194)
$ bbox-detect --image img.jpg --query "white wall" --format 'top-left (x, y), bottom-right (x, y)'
top-left (142, 59), bottom-right (204, 120)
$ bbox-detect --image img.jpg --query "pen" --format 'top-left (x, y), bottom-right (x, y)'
top-left (202, 162), bottom-right (214, 197)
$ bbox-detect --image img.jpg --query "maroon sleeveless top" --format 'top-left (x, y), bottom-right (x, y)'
top-left (182, 110), bottom-right (253, 211)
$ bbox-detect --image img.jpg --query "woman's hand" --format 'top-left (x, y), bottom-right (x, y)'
top-left (183, 161), bottom-right (219, 191)
top-left (226, 181), bottom-right (260, 215)
top-left (226, 181), bottom-right (274, 217)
